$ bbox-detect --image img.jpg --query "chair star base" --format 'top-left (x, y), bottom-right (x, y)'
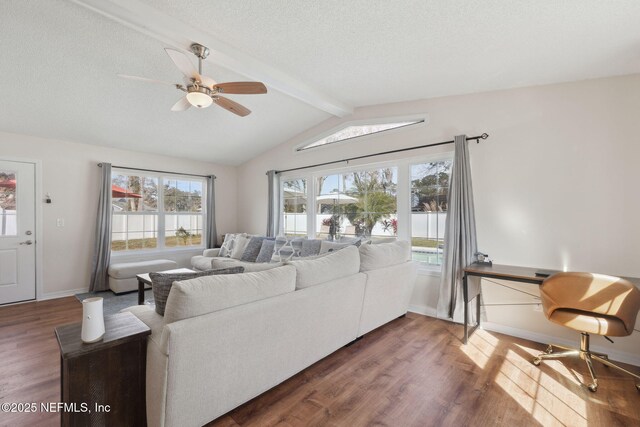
top-left (532, 332), bottom-right (640, 392)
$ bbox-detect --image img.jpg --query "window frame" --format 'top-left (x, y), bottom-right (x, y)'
top-left (281, 176), bottom-right (309, 238)
top-left (293, 114), bottom-right (428, 153)
top-left (111, 169), bottom-right (207, 256)
top-left (278, 151), bottom-right (452, 274)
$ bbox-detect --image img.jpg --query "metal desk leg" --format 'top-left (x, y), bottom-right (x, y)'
top-left (476, 288), bottom-right (481, 330)
top-left (138, 279), bottom-right (144, 305)
top-left (463, 274), bottom-right (469, 344)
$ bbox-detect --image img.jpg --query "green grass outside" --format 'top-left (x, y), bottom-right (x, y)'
top-left (112, 234), bottom-right (202, 251)
top-left (411, 237), bottom-right (442, 248)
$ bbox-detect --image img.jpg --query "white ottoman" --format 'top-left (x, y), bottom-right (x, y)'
top-left (108, 259), bottom-right (177, 294)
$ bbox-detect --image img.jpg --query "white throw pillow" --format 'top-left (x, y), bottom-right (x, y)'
top-left (230, 235), bottom-right (252, 260)
top-left (358, 240), bottom-right (411, 272)
top-left (286, 245), bottom-right (360, 289)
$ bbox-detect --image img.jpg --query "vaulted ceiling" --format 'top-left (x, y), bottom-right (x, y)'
top-left (1, 0), bottom-right (639, 165)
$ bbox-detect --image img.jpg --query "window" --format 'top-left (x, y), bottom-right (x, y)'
top-left (0, 171), bottom-right (16, 236)
top-left (316, 168), bottom-right (397, 240)
top-left (282, 178), bottom-right (307, 237)
top-left (296, 119), bottom-right (425, 151)
top-left (278, 156), bottom-right (451, 270)
top-left (111, 171), bottom-right (205, 252)
top-left (410, 161), bottom-right (452, 266)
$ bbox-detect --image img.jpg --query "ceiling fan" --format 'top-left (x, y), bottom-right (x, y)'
top-left (119, 43), bottom-right (267, 116)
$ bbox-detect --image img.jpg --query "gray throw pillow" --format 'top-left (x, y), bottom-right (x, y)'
top-left (150, 267), bottom-right (244, 315)
top-left (255, 239), bottom-right (276, 263)
top-left (300, 239), bottom-right (321, 257)
top-left (240, 236), bottom-right (267, 262)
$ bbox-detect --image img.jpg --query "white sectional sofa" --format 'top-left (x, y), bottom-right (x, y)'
top-left (126, 241), bottom-right (417, 427)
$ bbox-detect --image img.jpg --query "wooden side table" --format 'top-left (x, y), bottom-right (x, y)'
top-left (55, 311), bottom-right (151, 427)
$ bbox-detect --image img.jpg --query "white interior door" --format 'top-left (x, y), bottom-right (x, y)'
top-left (0, 160), bottom-right (36, 305)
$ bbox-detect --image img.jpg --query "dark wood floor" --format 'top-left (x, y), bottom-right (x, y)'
top-left (1, 297), bottom-right (639, 427)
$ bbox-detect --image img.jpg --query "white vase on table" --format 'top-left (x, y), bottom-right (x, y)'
top-left (81, 297), bottom-right (105, 343)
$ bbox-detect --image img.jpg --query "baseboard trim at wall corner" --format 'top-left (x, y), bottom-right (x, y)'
top-left (39, 287), bottom-right (88, 302)
top-left (408, 304), bottom-right (437, 318)
top-left (481, 322), bottom-right (640, 367)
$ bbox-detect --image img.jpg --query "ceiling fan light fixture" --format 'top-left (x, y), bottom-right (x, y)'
top-left (186, 91), bottom-right (213, 108)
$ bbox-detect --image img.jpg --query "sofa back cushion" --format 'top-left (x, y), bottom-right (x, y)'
top-left (150, 267), bottom-right (244, 316)
top-left (164, 265), bottom-right (296, 324)
top-left (358, 240), bottom-right (411, 272)
top-left (286, 245), bottom-right (360, 289)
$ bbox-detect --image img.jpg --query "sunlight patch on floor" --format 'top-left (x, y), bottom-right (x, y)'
top-left (495, 349), bottom-right (588, 427)
top-left (516, 344), bottom-right (590, 389)
top-left (461, 329), bottom-right (497, 369)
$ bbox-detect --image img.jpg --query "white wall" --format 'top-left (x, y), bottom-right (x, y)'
top-left (0, 131), bottom-right (237, 298)
top-left (236, 74), bottom-right (640, 363)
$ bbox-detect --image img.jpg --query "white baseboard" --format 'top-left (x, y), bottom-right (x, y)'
top-left (39, 287), bottom-right (88, 301)
top-left (408, 304), bottom-right (437, 318)
top-left (482, 321), bottom-right (640, 367)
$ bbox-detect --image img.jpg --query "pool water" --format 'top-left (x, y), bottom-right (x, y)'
top-left (412, 250), bottom-right (442, 265)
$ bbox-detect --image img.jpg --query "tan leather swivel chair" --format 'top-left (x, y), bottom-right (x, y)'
top-left (532, 272), bottom-right (640, 392)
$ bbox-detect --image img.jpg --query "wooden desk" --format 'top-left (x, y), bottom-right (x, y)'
top-left (462, 263), bottom-right (640, 344)
top-left (462, 263), bottom-right (550, 344)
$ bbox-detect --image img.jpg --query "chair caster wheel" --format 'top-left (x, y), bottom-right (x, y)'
top-left (636, 384), bottom-right (640, 392)
top-left (588, 383), bottom-right (598, 392)
top-left (532, 357), bottom-right (541, 366)
top-left (545, 345), bottom-right (553, 354)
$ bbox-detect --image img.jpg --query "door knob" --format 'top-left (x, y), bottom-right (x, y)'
top-left (19, 240), bottom-right (33, 245)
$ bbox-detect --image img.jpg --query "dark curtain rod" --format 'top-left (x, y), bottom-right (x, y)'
top-left (274, 133), bottom-right (489, 174)
top-left (98, 163), bottom-right (216, 179)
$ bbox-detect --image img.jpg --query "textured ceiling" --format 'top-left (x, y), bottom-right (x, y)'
top-left (0, 0), bottom-right (329, 165)
top-left (1, 0), bottom-right (639, 165)
top-left (142, 0), bottom-right (640, 106)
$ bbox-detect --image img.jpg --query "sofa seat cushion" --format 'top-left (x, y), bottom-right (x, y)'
top-left (164, 265), bottom-right (296, 324)
top-left (358, 240), bottom-right (411, 272)
top-left (191, 255), bottom-right (214, 271)
top-left (150, 267), bottom-right (244, 316)
top-left (108, 259), bottom-right (177, 279)
top-left (286, 245), bottom-right (360, 289)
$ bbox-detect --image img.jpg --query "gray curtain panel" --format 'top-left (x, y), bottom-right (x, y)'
top-left (266, 170), bottom-right (280, 237)
top-left (89, 163), bottom-right (113, 292)
top-left (437, 135), bottom-right (478, 320)
top-left (205, 175), bottom-right (218, 248)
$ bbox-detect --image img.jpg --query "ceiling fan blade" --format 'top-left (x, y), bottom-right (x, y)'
top-left (214, 82), bottom-right (267, 94)
top-left (118, 74), bottom-right (178, 86)
top-left (214, 96), bottom-right (251, 117)
top-left (165, 48), bottom-right (201, 82)
top-left (171, 96), bottom-right (191, 112)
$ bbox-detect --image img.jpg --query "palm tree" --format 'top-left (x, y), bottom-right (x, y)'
top-left (346, 169), bottom-right (396, 236)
